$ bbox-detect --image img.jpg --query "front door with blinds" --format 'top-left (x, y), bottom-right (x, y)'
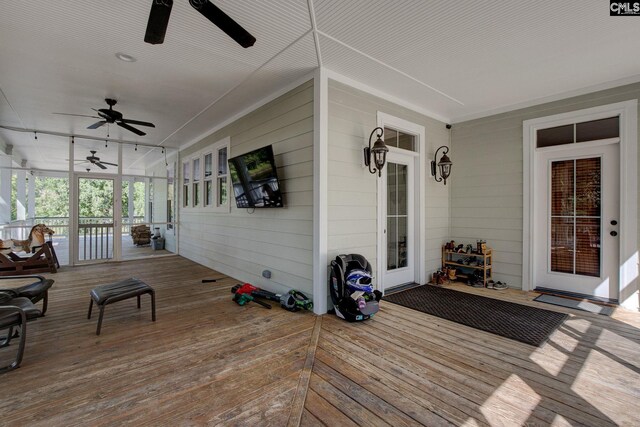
top-left (382, 151), bottom-right (415, 290)
top-left (535, 143), bottom-right (619, 299)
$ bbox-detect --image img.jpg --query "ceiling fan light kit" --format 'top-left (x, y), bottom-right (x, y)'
top-left (54, 98), bottom-right (155, 136)
top-left (85, 150), bottom-right (118, 170)
top-left (145, 0), bottom-right (255, 48)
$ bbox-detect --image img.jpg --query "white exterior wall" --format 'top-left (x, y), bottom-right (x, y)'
top-left (451, 82), bottom-right (640, 294)
top-left (327, 80), bottom-right (450, 288)
top-left (178, 80), bottom-right (314, 296)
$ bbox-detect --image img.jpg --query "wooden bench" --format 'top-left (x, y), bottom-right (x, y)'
top-left (87, 278), bottom-right (156, 335)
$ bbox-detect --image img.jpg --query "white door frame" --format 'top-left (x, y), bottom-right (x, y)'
top-left (73, 172), bottom-right (119, 265)
top-left (523, 100), bottom-right (638, 308)
top-left (376, 112), bottom-right (426, 292)
top-left (534, 143), bottom-right (619, 299)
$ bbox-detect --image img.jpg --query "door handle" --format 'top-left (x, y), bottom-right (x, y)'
top-left (610, 230), bottom-right (618, 237)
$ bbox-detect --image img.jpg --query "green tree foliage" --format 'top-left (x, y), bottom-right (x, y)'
top-left (34, 177), bottom-right (70, 218)
top-left (121, 181), bottom-right (146, 219)
top-left (11, 175), bottom-right (17, 221)
top-left (8, 176), bottom-right (147, 222)
top-left (78, 178), bottom-right (113, 218)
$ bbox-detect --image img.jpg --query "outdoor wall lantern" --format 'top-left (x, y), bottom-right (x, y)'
top-left (431, 146), bottom-right (452, 185)
top-left (431, 123), bottom-right (453, 185)
top-left (363, 127), bottom-right (389, 177)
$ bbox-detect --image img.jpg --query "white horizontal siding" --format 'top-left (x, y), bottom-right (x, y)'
top-left (451, 82), bottom-right (640, 290)
top-left (327, 79), bottom-right (450, 286)
top-left (178, 80), bottom-right (314, 296)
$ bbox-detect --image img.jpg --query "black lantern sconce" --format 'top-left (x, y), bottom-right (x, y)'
top-left (363, 127), bottom-right (389, 177)
top-left (431, 124), bottom-right (453, 185)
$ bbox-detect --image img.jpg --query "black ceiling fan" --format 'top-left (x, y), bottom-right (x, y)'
top-left (53, 98), bottom-right (155, 136)
top-left (84, 150), bottom-right (118, 170)
top-left (145, 0), bottom-right (256, 48)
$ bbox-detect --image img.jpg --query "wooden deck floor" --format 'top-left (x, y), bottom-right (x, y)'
top-left (1, 258), bottom-right (639, 426)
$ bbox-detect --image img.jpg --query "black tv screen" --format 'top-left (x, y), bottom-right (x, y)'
top-left (228, 145), bottom-right (283, 208)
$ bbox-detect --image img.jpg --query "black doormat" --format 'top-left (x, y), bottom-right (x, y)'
top-left (533, 294), bottom-right (614, 316)
top-left (383, 285), bottom-right (568, 346)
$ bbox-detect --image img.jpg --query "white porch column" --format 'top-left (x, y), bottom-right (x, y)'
top-left (28, 173), bottom-right (36, 220)
top-left (16, 170), bottom-right (26, 221)
top-left (144, 177), bottom-right (150, 223)
top-left (0, 156), bottom-right (12, 226)
top-left (128, 177), bottom-right (134, 225)
top-left (312, 68), bottom-right (329, 314)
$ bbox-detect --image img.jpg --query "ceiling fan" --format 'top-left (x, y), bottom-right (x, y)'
top-left (53, 98), bottom-right (155, 136)
top-left (145, 0), bottom-right (256, 48)
top-left (82, 150), bottom-right (118, 170)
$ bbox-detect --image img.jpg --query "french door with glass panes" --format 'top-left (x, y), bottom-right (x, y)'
top-left (534, 143), bottom-right (619, 299)
top-left (381, 150), bottom-right (415, 290)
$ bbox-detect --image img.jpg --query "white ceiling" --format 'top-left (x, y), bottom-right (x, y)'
top-left (1, 0), bottom-right (639, 170)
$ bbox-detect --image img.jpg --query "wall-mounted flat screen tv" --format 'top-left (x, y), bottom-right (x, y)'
top-left (228, 145), bottom-right (283, 208)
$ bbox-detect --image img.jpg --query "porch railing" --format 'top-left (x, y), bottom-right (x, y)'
top-left (1, 216), bottom-right (146, 240)
top-left (79, 223), bottom-right (113, 261)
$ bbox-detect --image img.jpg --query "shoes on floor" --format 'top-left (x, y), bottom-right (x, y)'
top-left (493, 281), bottom-right (508, 290)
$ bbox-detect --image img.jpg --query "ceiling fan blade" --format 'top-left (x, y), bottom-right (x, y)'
top-left (120, 119), bottom-right (155, 128)
top-left (53, 112), bottom-right (101, 119)
top-left (94, 162), bottom-right (108, 170)
top-left (189, 0), bottom-right (256, 48)
top-left (145, 0), bottom-right (174, 45)
top-left (87, 121), bottom-right (107, 129)
top-left (100, 161), bottom-right (118, 167)
top-left (117, 121), bottom-right (146, 136)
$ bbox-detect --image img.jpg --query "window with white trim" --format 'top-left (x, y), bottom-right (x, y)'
top-left (182, 161), bottom-right (190, 208)
top-left (192, 157), bottom-right (200, 207)
top-left (182, 137), bottom-right (230, 212)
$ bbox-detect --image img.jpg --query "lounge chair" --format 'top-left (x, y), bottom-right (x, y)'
top-left (0, 294), bottom-right (42, 373)
top-left (0, 275), bottom-right (54, 316)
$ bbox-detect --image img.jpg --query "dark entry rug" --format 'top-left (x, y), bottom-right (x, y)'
top-left (533, 294), bottom-right (614, 316)
top-left (384, 285), bottom-right (568, 346)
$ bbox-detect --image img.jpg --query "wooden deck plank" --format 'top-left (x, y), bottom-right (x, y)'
top-left (308, 285), bottom-right (640, 427)
top-left (375, 305), bottom-right (640, 404)
top-left (300, 408), bottom-right (325, 426)
top-left (316, 340), bottom-right (478, 426)
top-left (0, 256), bottom-right (313, 426)
top-left (287, 315), bottom-right (323, 427)
top-left (312, 358), bottom-right (427, 427)
top-left (382, 294), bottom-right (640, 399)
top-left (320, 319), bottom-right (538, 427)
top-left (304, 388), bottom-right (358, 427)
top-left (360, 311), bottom-right (623, 426)
top-left (1, 259), bottom-right (639, 426)
top-left (309, 371), bottom-right (392, 426)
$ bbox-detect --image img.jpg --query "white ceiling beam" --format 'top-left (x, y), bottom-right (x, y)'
top-left (307, 0), bottom-right (323, 67)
